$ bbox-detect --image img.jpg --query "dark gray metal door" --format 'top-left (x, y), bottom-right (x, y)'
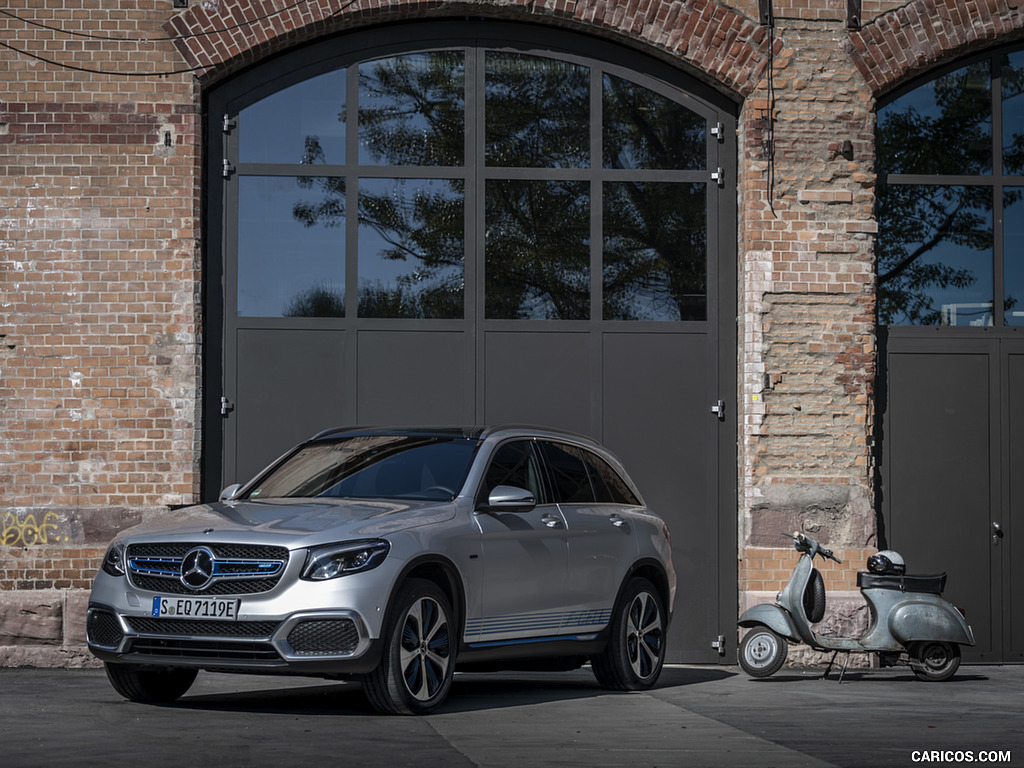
top-left (880, 336), bottom-right (1022, 662)
top-left (207, 23), bottom-right (737, 662)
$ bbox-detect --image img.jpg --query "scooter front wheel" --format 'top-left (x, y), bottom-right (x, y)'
top-left (738, 627), bottom-right (788, 678)
top-left (909, 641), bottom-right (961, 682)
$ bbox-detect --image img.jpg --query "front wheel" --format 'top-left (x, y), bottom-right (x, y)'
top-left (104, 663), bottom-right (198, 703)
top-left (738, 627), bottom-right (788, 678)
top-left (363, 578), bottom-right (455, 715)
top-left (591, 577), bottom-right (666, 690)
top-left (910, 641), bottom-right (961, 682)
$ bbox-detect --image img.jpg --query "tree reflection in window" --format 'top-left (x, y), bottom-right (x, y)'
top-left (485, 53), bottom-right (589, 169)
top-left (877, 60), bottom-right (1004, 326)
top-left (485, 180), bottom-right (590, 320)
top-left (604, 182), bottom-right (707, 321)
top-left (358, 52), bottom-right (465, 166)
top-left (358, 178), bottom-right (465, 319)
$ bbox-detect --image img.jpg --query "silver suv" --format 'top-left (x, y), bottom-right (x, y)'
top-left (87, 426), bottom-right (675, 714)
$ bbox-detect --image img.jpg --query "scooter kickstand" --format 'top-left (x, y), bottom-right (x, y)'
top-left (822, 650), bottom-right (839, 679)
top-left (837, 652), bottom-right (851, 684)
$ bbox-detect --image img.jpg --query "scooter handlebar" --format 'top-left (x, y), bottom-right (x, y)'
top-left (786, 532), bottom-right (843, 564)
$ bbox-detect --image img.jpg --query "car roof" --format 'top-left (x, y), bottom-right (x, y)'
top-left (308, 424), bottom-right (595, 444)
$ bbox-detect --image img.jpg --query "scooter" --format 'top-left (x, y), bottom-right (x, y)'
top-left (737, 532), bottom-right (975, 681)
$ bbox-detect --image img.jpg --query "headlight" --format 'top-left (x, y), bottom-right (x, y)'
top-left (302, 540), bottom-right (390, 581)
top-left (101, 541), bottom-right (126, 577)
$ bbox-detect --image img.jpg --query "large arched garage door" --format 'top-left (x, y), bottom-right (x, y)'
top-left (203, 22), bottom-right (738, 663)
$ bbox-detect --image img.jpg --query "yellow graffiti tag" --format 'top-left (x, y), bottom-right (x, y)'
top-left (1, 511), bottom-right (65, 546)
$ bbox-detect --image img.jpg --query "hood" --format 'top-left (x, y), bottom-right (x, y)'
top-left (117, 497), bottom-right (458, 547)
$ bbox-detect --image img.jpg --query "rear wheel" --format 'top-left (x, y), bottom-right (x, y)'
top-left (363, 578), bottom-right (455, 715)
top-left (910, 641), bottom-right (961, 682)
top-left (104, 663), bottom-right (198, 703)
top-left (738, 627), bottom-right (788, 678)
top-left (591, 577), bottom-right (666, 690)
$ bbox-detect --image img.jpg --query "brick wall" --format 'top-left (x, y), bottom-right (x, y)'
top-left (2, 0), bottom-right (1022, 666)
top-left (0, 0), bottom-right (199, 665)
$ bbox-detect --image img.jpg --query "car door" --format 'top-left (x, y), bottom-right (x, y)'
top-left (538, 441), bottom-right (638, 632)
top-left (470, 440), bottom-right (569, 643)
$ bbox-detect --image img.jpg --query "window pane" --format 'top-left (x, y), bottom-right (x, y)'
top-left (1001, 51), bottom-right (1024, 175)
top-left (538, 442), bottom-right (594, 504)
top-left (357, 178), bottom-right (465, 318)
top-left (485, 52), bottom-right (590, 168)
top-left (485, 179), bottom-right (590, 320)
top-left (239, 70), bottom-right (345, 165)
top-left (1004, 189), bottom-right (1024, 325)
top-left (877, 184), bottom-right (993, 326)
top-left (603, 182), bottom-right (707, 321)
top-left (482, 441), bottom-right (546, 503)
top-left (237, 176), bottom-right (345, 317)
top-left (358, 52), bottom-right (465, 166)
top-left (877, 61), bottom-right (991, 176)
top-left (580, 450), bottom-right (640, 505)
top-left (603, 75), bottom-right (706, 170)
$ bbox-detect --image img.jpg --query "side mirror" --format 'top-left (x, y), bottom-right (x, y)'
top-left (478, 485), bottom-right (536, 513)
top-left (219, 483), bottom-right (242, 501)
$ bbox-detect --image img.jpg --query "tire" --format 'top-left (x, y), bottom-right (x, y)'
top-left (910, 641), bottom-right (961, 682)
top-left (591, 577), bottom-right (666, 691)
top-left (104, 663), bottom-right (198, 703)
top-left (738, 627), bottom-right (788, 678)
top-left (363, 578), bottom-right (455, 715)
top-left (803, 568), bottom-right (826, 624)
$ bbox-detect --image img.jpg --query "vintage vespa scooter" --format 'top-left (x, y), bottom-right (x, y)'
top-left (737, 532), bottom-right (975, 681)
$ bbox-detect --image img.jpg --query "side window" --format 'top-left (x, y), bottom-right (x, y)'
top-left (580, 450), bottom-right (641, 505)
top-left (480, 441), bottom-right (547, 503)
top-left (538, 442), bottom-right (595, 504)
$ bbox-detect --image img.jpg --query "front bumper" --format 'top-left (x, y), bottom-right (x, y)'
top-left (87, 602), bottom-right (384, 674)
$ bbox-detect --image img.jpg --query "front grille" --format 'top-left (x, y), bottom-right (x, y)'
top-left (127, 637), bottom-right (281, 662)
top-left (125, 542), bottom-right (289, 595)
top-left (125, 617), bottom-right (280, 638)
top-left (286, 619), bottom-right (360, 656)
top-left (87, 610), bottom-right (124, 647)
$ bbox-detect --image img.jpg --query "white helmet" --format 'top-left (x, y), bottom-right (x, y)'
top-left (867, 550), bottom-right (905, 575)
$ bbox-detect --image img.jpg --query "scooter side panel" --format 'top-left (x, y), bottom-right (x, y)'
top-left (887, 595), bottom-right (976, 647)
top-left (738, 604), bottom-right (800, 642)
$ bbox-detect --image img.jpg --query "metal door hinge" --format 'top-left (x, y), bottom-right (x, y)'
top-left (711, 167), bottom-right (725, 187)
top-left (222, 159), bottom-right (235, 179)
top-left (711, 634), bottom-right (727, 656)
top-left (711, 399), bottom-right (725, 421)
top-left (222, 114), bottom-right (237, 134)
top-left (220, 396), bottom-right (235, 416)
top-left (710, 122), bottom-right (724, 142)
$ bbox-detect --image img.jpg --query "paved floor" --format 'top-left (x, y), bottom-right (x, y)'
top-left (0, 664), bottom-right (1020, 767)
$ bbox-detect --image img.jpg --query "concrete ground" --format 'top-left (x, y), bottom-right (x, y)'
top-left (0, 664), bottom-right (1020, 768)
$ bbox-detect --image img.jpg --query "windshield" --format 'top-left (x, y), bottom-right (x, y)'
top-left (244, 434), bottom-right (480, 501)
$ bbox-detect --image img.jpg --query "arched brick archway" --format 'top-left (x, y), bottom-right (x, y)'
top-left (164, 0), bottom-right (771, 96)
top-left (847, 0), bottom-right (1024, 95)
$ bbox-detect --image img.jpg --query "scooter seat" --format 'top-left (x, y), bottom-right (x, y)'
top-left (857, 571), bottom-right (947, 594)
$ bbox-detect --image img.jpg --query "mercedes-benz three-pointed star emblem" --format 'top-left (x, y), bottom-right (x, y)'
top-left (180, 547), bottom-right (216, 590)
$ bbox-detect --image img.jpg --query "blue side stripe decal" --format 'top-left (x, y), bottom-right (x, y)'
top-left (466, 609), bottom-right (611, 637)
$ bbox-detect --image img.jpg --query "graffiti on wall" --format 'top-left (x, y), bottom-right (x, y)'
top-left (1, 511), bottom-right (70, 546)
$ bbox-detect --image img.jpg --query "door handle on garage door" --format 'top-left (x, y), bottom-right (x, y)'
top-left (541, 514), bottom-right (562, 528)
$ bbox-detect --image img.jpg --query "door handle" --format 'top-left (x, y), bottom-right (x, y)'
top-left (541, 514), bottom-right (562, 529)
top-left (610, 514), bottom-right (627, 528)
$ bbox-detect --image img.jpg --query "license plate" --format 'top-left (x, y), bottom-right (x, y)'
top-left (152, 596), bottom-right (239, 621)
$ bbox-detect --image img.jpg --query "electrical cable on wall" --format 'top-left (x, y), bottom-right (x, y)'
top-left (0, 0), bottom-right (354, 77)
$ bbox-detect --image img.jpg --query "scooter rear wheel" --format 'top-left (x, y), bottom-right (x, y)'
top-left (738, 627), bottom-right (788, 678)
top-left (909, 641), bottom-right (961, 682)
